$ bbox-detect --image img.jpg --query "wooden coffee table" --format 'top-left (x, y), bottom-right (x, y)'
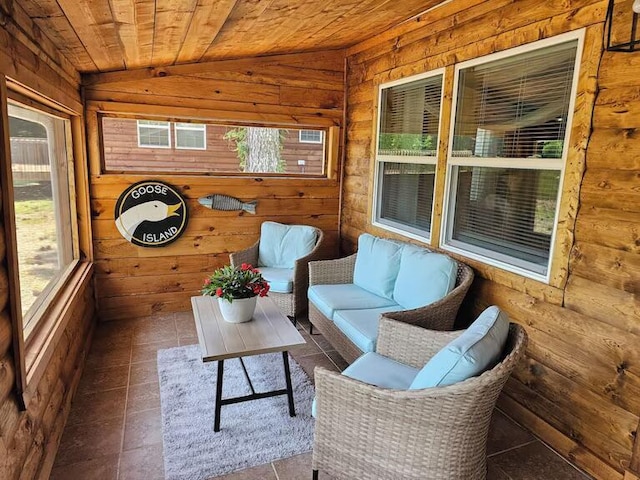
top-left (191, 295), bottom-right (306, 432)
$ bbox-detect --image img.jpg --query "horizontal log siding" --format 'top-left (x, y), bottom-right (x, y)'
top-left (84, 51), bottom-right (344, 320)
top-left (0, 4), bottom-right (96, 479)
top-left (342, 1), bottom-right (638, 479)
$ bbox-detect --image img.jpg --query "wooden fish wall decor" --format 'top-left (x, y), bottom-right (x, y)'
top-left (198, 194), bottom-right (257, 214)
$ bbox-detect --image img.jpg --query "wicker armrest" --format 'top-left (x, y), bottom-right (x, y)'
top-left (308, 254), bottom-right (357, 286)
top-left (376, 317), bottom-right (463, 368)
top-left (229, 240), bottom-right (259, 267)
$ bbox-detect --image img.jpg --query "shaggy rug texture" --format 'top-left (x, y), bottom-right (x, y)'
top-left (157, 344), bottom-right (315, 480)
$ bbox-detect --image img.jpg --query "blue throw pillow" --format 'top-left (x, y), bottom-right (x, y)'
top-left (353, 234), bottom-right (402, 300)
top-left (409, 306), bottom-right (510, 389)
top-left (393, 245), bottom-right (457, 310)
top-left (258, 222), bottom-right (317, 269)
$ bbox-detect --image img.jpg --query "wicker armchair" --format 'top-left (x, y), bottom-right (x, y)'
top-left (230, 225), bottom-right (325, 322)
top-left (312, 317), bottom-right (528, 480)
top-left (308, 249), bottom-right (474, 364)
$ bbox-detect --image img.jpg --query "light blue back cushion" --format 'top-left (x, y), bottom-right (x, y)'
top-left (393, 245), bottom-right (457, 310)
top-left (409, 306), bottom-right (510, 389)
top-left (258, 222), bottom-right (317, 269)
top-left (353, 234), bottom-right (402, 299)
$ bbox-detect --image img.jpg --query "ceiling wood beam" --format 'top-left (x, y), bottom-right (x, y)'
top-left (82, 49), bottom-right (345, 86)
top-left (151, 0), bottom-right (197, 66)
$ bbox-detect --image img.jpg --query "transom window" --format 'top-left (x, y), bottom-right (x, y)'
top-left (137, 120), bottom-right (171, 148)
top-left (442, 33), bottom-right (583, 281)
top-left (373, 70), bottom-right (444, 241)
top-left (8, 102), bottom-right (78, 334)
top-left (175, 122), bottom-right (206, 150)
top-left (299, 130), bottom-right (322, 143)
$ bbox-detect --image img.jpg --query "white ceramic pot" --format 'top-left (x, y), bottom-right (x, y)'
top-left (218, 296), bottom-right (257, 323)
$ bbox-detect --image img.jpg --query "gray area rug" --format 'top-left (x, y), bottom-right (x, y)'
top-left (157, 345), bottom-right (315, 480)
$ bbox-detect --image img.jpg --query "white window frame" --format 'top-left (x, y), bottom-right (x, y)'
top-left (174, 122), bottom-right (207, 150)
top-left (137, 120), bottom-right (171, 148)
top-left (299, 130), bottom-right (323, 144)
top-left (440, 30), bottom-right (585, 283)
top-left (7, 101), bottom-right (80, 336)
top-left (372, 68), bottom-right (445, 243)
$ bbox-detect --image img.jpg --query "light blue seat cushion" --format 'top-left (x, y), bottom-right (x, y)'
top-left (312, 351), bottom-right (419, 417)
top-left (343, 352), bottom-right (419, 389)
top-left (258, 221), bottom-right (317, 269)
top-left (308, 284), bottom-right (397, 320)
top-left (257, 267), bottom-right (293, 293)
top-left (333, 306), bottom-right (401, 353)
top-left (393, 244), bottom-right (458, 310)
top-left (353, 234), bottom-right (402, 300)
top-left (409, 306), bottom-right (510, 389)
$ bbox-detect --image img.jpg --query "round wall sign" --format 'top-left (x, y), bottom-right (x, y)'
top-left (114, 180), bottom-right (188, 247)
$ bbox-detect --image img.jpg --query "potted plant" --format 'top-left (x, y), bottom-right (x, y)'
top-left (202, 263), bottom-right (270, 323)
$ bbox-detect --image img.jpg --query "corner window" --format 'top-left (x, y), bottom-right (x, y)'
top-left (373, 70), bottom-right (444, 240)
top-left (442, 34), bottom-right (582, 280)
top-left (175, 122), bottom-right (206, 150)
top-left (8, 102), bottom-right (78, 334)
top-left (103, 117), bottom-right (327, 175)
top-left (299, 130), bottom-right (322, 144)
top-left (137, 120), bottom-right (171, 148)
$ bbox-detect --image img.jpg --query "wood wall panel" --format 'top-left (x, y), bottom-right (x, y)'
top-left (342, 0), bottom-right (639, 478)
top-left (0, 8), bottom-right (95, 479)
top-left (84, 51), bottom-right (344, 321)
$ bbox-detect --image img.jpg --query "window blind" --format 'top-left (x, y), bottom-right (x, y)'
top-left (452, 40), bottom-right (578, 159)
top-left (450, 166), bottom-right (560, 274)
top-left (378, 74), bottom-right (443, 156)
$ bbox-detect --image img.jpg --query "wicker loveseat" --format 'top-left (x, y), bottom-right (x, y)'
top-left (230, 221), bottom-right (325, 322)
top-left (307, 234), bottom-right (474, 364)
top-left (312, 310), bottom-right (528, 480)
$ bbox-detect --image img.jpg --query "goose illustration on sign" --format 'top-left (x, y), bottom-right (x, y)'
top-left (114, 180), bottom-right (188, 247)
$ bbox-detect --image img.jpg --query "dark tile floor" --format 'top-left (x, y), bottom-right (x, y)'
top-left (51, 312), bottom-right (591, 480)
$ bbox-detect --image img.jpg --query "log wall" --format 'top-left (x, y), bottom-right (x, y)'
top-left (83, 51), bottom-right (344, 321)
top-left (0, 2), bottom-right (95, 479)
top-left (342, 1), bottom-right (639, 478)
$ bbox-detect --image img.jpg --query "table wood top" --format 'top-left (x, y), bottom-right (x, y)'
top-left (191, 296), bottom-right (306, 362)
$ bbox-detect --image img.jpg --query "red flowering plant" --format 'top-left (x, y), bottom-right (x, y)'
top-left (202, 263), bottom-right (269, 302)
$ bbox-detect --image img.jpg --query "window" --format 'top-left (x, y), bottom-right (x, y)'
top-left (137, 120), bottom-right (170, 148)
top-left (299, 130), bottom-right (322, 143)
top-left (175, 122), bottom-right (206, 150)
top-left (442, 33), bottom-right (583, 280)
top-left (8, 102), bottom-right (78, 334)
top-left (373, 70), bottom-right (444, 240)
top-left (103, 117), bottom-right (327, 175)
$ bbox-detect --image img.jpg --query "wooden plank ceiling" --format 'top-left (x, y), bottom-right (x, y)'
top-left (18, 0), bottom-right (446, 74)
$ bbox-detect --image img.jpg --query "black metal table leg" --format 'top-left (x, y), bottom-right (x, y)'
top-left (214, 359), bottom-right (224, 432)
top-left (282, 351), bottom-right (296, 417)
top-left (238, 357), bottom-right (256, 394)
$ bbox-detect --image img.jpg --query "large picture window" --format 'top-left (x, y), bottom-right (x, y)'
top-left (442, 33), bottom-right (583, 280)
top-left (373, 70), bottom-right (444, 240)
top-left (103, 117), bottom-right (327, 175)
top-left (8, 102), bottom-right (77, 334)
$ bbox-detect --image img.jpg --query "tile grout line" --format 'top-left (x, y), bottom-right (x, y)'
top-left (116, 332), bottom-right (135, 480)
top-left (271, 461), bottom-right (281, 480)
top-left (486, 439), bottom-right (538, 458)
